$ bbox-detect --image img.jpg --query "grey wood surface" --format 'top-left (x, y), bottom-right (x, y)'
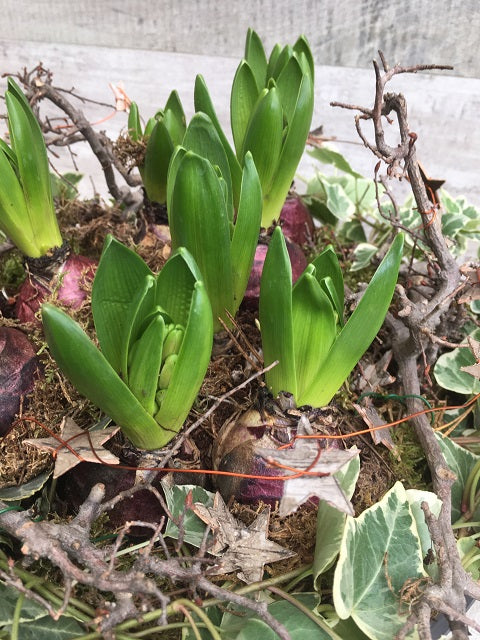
top-left (1, 0), bottom-right (479, 77)
top-left (1, 39), bottom-right (478, 208)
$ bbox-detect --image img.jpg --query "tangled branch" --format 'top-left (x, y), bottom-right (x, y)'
top-left (333, 52), bottom-right (478, 639)
top-left (0, 482), bottom-right (290, 638)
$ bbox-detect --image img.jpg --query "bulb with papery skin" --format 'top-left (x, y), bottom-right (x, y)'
top-left (15, 254), bottom-right (96, 324)
top-left (0, 327), bottom-right (38, 436)
top-left (213, 408), bottom-right (342, 506)
top-left (243, 240), bottom-right (307, 310)
top-left (279, 195), bottom-right (315, 246)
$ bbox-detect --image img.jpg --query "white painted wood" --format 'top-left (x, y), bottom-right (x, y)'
top-left (1, 0), bottom-right (479, 77)
top-left (1, 40), bottom-right (478, 207)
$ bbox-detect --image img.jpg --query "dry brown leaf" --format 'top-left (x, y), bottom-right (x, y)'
top-left (24, 417), bottom-right (120, 478)
top-left (258, 415), bottom-right (358, 517)
top-left (192, 492), bottom-right (295, 583)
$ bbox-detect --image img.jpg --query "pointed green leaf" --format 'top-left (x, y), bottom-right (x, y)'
top-left (168, 151), bottom-right (234, 329)
top-left (183, 113), bottom-right (233, 219)
top-left (230, 60), bottom-right (259, 156)
top-left (92, 234), bottom-right (153, 373)
top-left (155, 247), bottom-right (203, 327)
top-left (155, 281), bottom-right (213, 431)
top-left (266, 43), bottom-right (282, 80)
top-left (166, 145), bottom-right (187, 218)
top-left (311, 245), bottom-right (345, 323)
top-left (0, 147), bottom-right (37, 255)
top-left (262, 69), bottom-right (313, 226)
top-left (269, 44), bottom-right (294, 80)
top-left (142, 120), bottom-right (174, 203)
top-left (6, 79), bottom-right (62, 255)
top-left (293, 35), bottom-right (315, 79)
top-left (292, 267), bottom-right (337, 400)
top-left (41, 304), bottom-right (167, 450)
top-left (230, 152), bottom-right (262, 312)
top-left (241, 87), bottom-right (283, 197)
top-left (260, 227), bottom-right (297, 397)
top-left (128, 312), bottom-right (165, 415)
top-left (300, 234), bottom-right (404, 406)
top-left (163, 90), bottom-right (186, 146)
top-left (127, 101), bottom-right (142, 140)
top-left (275, 55), bottom-right (303, 125)
top-left (244, 28), bottom-right (268, 93)
top-left (120, 274), bottom-right (156, 381)
top-left (194, 74), bottom-right (242, 206)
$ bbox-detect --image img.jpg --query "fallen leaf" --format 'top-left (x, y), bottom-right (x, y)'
top-left (24, 417), bottom-right (120, 478)
top-left (353, 400), bottom-right (397, 452)
top-left (461, 337), bottom-right (480, 380)
top-left (192, 492), bottom-right (295, 583)
top-left (258, 415), bottom-right (358, 517)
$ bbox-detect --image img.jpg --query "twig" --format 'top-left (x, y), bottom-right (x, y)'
top-left (333, 51), bottom-right (471, 639)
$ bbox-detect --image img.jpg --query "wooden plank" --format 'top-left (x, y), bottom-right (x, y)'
top-left (1, 0), bottom-right (479, 77)
top-left (0, 39), bottom-right (479, 208)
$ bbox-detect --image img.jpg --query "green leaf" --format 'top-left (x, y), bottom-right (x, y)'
top-left (244, 28), bottom-right (268, 93)
top-left (311, 246), bottom-right (345, 323)
top-left (293, 35), bottom-right (315, 79)
top-left (168, 151), bottom-right (234, 329)
top-left (41, 304), bottom-right (166, 450)
top-left (220, 594), bottom-right (336, 640)
top-left (155, 281), bottom-right (212, 430)
top-left (241, 87), bottom-right (283, 198)
top-left (292, 267), bottom-right (336, 400)
top-left (92, 234), bottom-right (153, 373)
top-left (260, 227), bottom-right (297, 398)
top-left (6, 79), bottom-right (62, 255)
top-left (230, 152), bottom-right (262, 313)
top-left (162, 480), bottom-right (214, 547)
top-left (231, 61), bottom-right (259, 156)
top-left (163, 90), bottom-right (186, 146)
top-left (0, 471), bottom-right (51, 501)
top-left (128, 312), bottom-right (165, 414)
top-left (142, 119), bottom-right (174, 203)
top-left (0, 146), bottom-right (35, 255)
top-left (313, 450), bottom-right (360, 580)
top-left (269, 44), bottom-right (294, 81)
top-left (266, 43), bottom-right (282, 80)
top-left (262, 69), bottom-right (313, 227)
top-left (127, 101), bottom-right (142, 139)
top-left (350, 243), bottom-right (378, 272)
top-left (436, 433), bottom-right (480, 523)
top-left (300, 233), bottom-right (403, 407)
top-left (317, 180), bottom-right (356, 220)
top-left (433, 331), bottom-right (480, 395)
top-left (275, 55), bottom-right (303, 126)
top-left (333, 481), bottom-right (425, 639)
top-left (194, 75), bottom-right (242, 206)
top-left (183, 113), bottom-right (233, 219)
top-left (308, 147), bottom-right (364, 179)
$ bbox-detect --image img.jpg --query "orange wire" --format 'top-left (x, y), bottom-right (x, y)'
top-left (14, 394), bottom-right (479, 483)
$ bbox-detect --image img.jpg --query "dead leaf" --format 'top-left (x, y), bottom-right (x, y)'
top-left (257, 415), bottom-right (358, 517)
top-left (458, 264), bottom-right (480, 305)
top-left (192, 492), bottom-right (295, 583)
top-left (353, 400), bottom-right (397, 452)
top-left (460, 337), bottom-right (480, 380)
top-left (24, 417), bottom-right (120, 478)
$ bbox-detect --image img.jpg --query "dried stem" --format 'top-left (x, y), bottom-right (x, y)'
top-left (333, 51), bottom-right (473, 639)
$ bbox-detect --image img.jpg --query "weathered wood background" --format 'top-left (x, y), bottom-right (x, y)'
top-left (0, 1), bottom-right (479, 207)
top-left (1, 0), bottom-right (479, 77)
